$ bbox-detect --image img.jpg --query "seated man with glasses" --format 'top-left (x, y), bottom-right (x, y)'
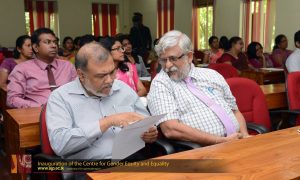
top-left (7, 28), bottom-right (77, 108)
top-left (46, 42), bottom-right (157, 161)
top-left (147, 30), bottom-right (250, 146)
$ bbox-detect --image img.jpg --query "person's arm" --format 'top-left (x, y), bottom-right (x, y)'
top-left (261, 55), bottom-right (266, 68)
top-left (148, 76), bottom-right (242, 145)
top-left (131, 64), bottom-right (147, 96)
top-left (0, 69), bottom-right (8, 90)
top-left (6, 68), bottom-right (32, 108)
top-left (136, 79), bottom-right (147, 96)
top-left (273, 53), bottom-right (283, 67)
top-left (160, 119), bottom-right (242, 145)
top-left (69, 63), bottom-right (78, 80)
top-left (203, 51), bottom-right (210, 64)
top-left (146, 27), bottom-right (152, 50)
top-left (138, 56), bottom-right (150, 77)
top-left (233, 110), bottom-right (249, 137)
top-left (47, 91), bottom-right (146, 157)
top-left (219, 73), bottom-right (249, 137)
top-left (141, 126), bottom-right (158, 143)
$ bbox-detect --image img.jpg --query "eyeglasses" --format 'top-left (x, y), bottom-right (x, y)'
top-left (158, 53), bottom-right (186, 64)
top-left (111, 47), bottom-right (125, 52)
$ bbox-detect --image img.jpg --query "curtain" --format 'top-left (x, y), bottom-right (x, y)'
top-left (24, 0), bottom-right (57, 35)
top-left (92, 3), bottom-right (118, 37)
top-left (243, 0), bottom-right (276, 52)
top-left (192, 0), bottom-right (214, 50)
top-left (157, 0), bottom-right (174, 38)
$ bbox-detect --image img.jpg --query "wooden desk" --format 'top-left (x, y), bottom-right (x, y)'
top-left (0, 87), bottom-right (7, 110)
top-left (241, 69), bottom-right (285, 85)
top-left (3, 107), bottom-right (41, 155)
top-left (260, 83), bottom-right (287, 109)
top-left (88, 126), bottom-right (300, 179)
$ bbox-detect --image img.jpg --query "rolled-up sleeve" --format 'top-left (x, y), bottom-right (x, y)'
top-left (147, 79), bottom-right (180, 124)
top-left (46, 91), bottom-right (102, 157)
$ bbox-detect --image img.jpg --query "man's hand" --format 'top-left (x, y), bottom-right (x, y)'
top-left (141, 126), bottom-right (158, 143)
top-left (99, 112), bottom-right (145, 133)
top-left (110, 112), bottom-right (145, 127)
top-left (216, 133), bottom-right (243, 144)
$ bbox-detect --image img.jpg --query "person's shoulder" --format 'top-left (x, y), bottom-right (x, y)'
top-left (56, 58), bottom-right (72, 64)
top-left (152, 70), bottom-right (170, 82)
top-left (194, 67), bottom-right (225, 81)
top-left (286, 50), bottom-right (299, 61)
top-left (195, 67), bottom-right (219, 76)
top-left (56, 59), bottom-right (74, 68)
top-left (51, 79), bottom-right (77, 96)
top-left (12, 59), bottom-right (35, 70)
top-left (2, 58), bottom-right (15, 63)
top-left (114, 79), bottom-right (138, 95)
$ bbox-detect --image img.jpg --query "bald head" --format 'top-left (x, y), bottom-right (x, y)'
top-left (75, 42), bottom-right (110, 72)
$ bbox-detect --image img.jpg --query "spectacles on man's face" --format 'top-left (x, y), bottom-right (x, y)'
top-left (158, 53), bottom-right (186, 65)
top-left (111, 46), bottom-right (125, 52)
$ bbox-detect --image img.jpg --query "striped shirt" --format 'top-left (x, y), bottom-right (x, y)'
top-left (147, 65), bottom-right (240, 136)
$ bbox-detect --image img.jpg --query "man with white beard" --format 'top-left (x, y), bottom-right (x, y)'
top-left (46, 42), bottom-right (157, 160)
top-left (147, 30), bottom-right (250, 146)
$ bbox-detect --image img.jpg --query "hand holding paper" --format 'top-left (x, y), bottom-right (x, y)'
top-left (112, 114), bottom-right (166, 160)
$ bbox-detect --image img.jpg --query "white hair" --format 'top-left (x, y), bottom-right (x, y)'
top-left (155, 30), bottom-right (193, 56)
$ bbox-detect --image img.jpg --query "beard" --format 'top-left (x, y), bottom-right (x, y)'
top-left (164, 63), bottom-right (190, 82)
top-left (83, 79), bottom-right (113, 97)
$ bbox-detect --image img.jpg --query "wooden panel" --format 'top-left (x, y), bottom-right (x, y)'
top-left (260, 83), bottom-right (287, 109)
top-left (88, 126), bottom-right (300, 179)
top-left (0, 87), bottom-right (7, 110)
top-left (19, 124), bottom-right (40, 148)
top-left (241, 69), bottom-right (285, 85)
top-left (4, 107), bottom-right (41, 155)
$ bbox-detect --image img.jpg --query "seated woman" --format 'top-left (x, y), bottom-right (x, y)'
top-left (58, 36), bottom-right (75, 63)
top-left (100, 37), bottom-right (147, 96)
top-left (219, 36), bottom-right (230, 52)
top-left (118, 35), bottom-right (150, 77)
top-left (247, 42), bottom-right (270, 68)
top-left (271, 34), bottom-right (292, 68)
top-left (217, 36), bottom-right (249, 72)
top-left (0, 35), bottom-right (33, 90)
top-left (203, 36), bottom-right (223, 64)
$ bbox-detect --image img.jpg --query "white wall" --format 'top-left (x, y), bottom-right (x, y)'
top-left (2, 0), bottom-right (300, 49)
top-left (275, 0), bottom-right (300, 50)
top-left (174, 0), bottom-right (193, 38)
top-left (0, 0), bottom-right (26, 47)
top-left (58, 0), bottom-right (130, 40)
top-left (214, 0), bottom-right (242, 38)
top-left (57, 0), bottom-right (92, 39)
top-left (128, 0), bottom-right (157, 39)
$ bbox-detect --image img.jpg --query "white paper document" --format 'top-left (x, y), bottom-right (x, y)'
top-left (260, 68), bottom-right (284, 71)
top-left (112, 114), bottom-right (166, 160)
top-left (139, 76), bottom-right (151, 81)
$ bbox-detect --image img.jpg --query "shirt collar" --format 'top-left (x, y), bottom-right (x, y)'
top-left (34, 58), bottom-right (58, 70)
top-left (68, 77), bottom-right (121, 98)
top-left (187, 64), bottom-right (198, 80)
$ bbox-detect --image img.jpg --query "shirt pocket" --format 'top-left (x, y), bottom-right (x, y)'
top-left (110, 105), bottom-right (134, 115)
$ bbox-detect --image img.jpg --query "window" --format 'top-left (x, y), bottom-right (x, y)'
top-left (242, 0), bottom-right (276, 52)
top-left (192, 0), bottom-right (214, 50)
top-left (157, 0), bottom-right (174, 38)
top-left (91, 3), bottom-right (119, 37)
top-left (24, 0), bottom-right (58, 36)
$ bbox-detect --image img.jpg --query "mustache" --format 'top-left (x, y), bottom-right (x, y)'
top-left (165, 66), bottom-right (178, 73)
top-left (103, 84), bottom-right (113, 89)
